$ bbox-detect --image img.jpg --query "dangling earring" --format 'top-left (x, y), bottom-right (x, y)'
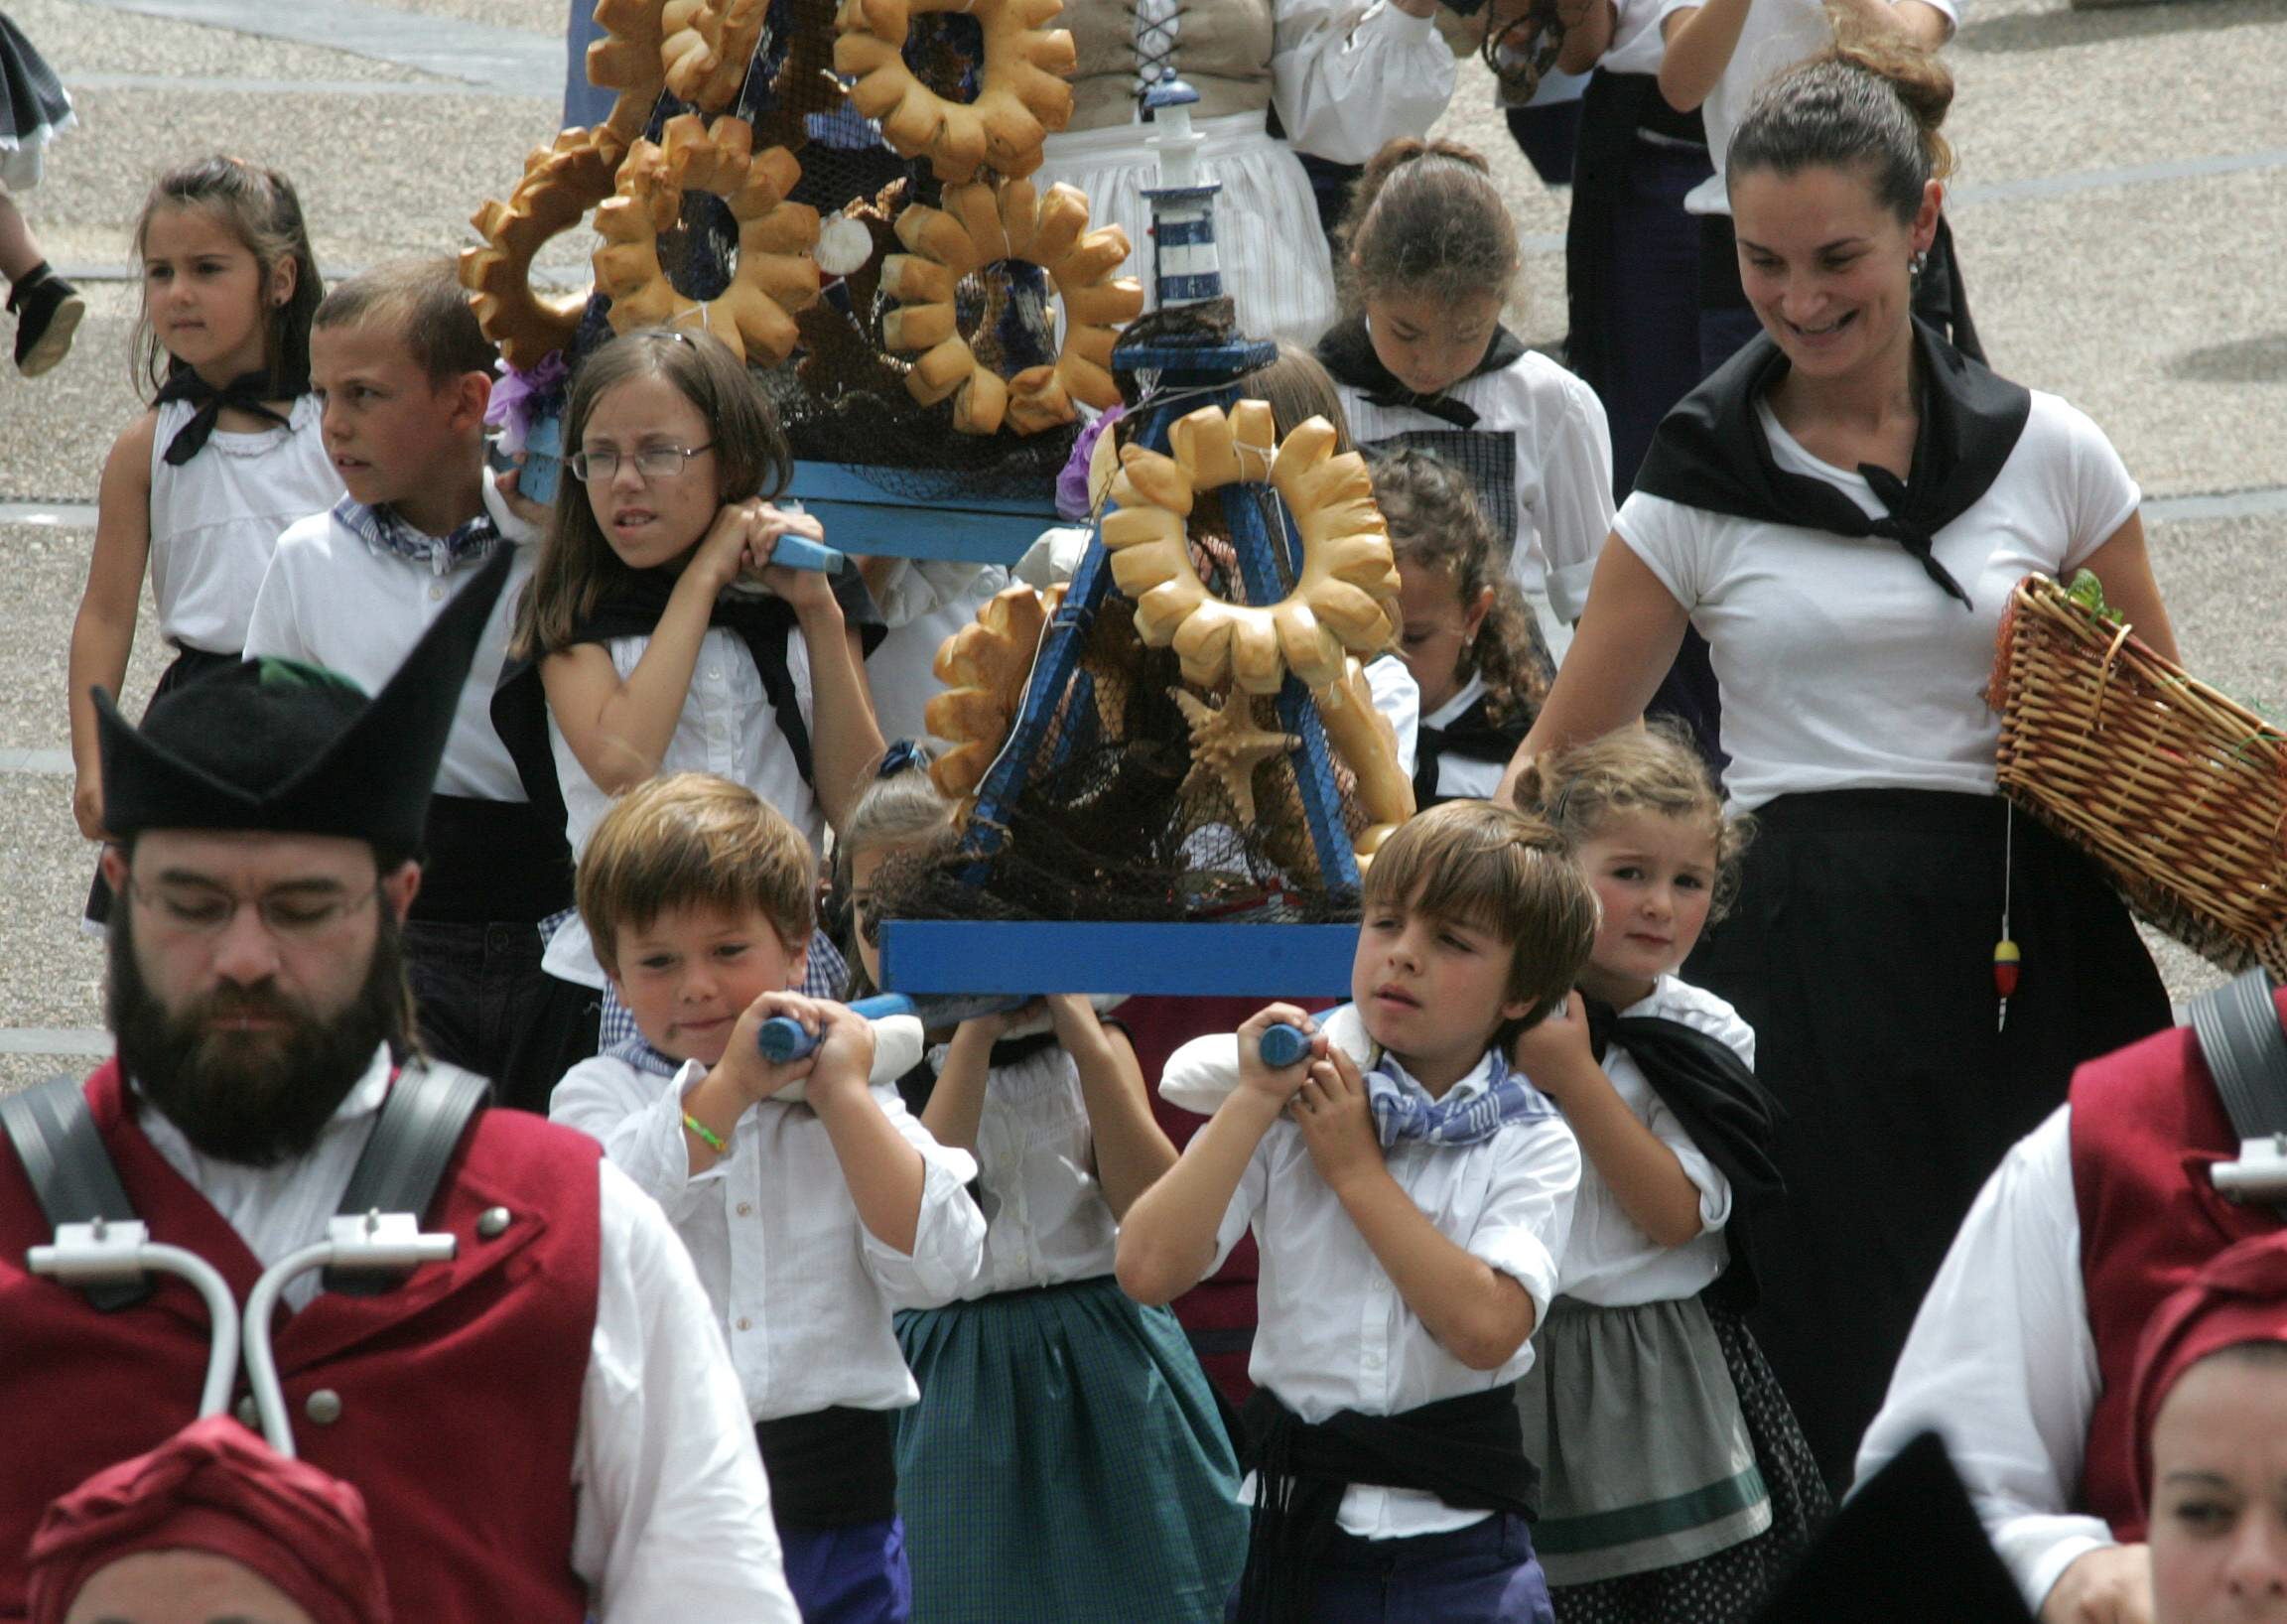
top-left (1909, 249), bottom-right (1929, 283)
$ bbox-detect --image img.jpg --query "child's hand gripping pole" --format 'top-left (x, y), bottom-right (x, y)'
top-left (758, 992), bottom-right (1030, 1063)
top-left (1258, 1022), bottom-right (1316, 1070)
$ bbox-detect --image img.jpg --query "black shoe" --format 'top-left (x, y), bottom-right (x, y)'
top-left (9, 266), bottom-right (83, 377)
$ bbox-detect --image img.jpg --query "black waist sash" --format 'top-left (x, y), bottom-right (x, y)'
top-left (407, 794), bottom-right (574, 925)
top-left (1236, 1385), bottom-right (1539, 1622)
top-left (753, 1406), bottom-right (897, 1529)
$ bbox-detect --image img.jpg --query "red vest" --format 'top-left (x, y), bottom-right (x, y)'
top-left (2069, 988), bottom-right (2287, 1542)
top-left (0, 1061), bottom-right (603, 1622)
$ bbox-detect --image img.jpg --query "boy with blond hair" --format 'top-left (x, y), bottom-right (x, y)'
top-left (244, 257), bottom-right (580, 1109)
top-left (551, 772), bottom-right (985, 1623)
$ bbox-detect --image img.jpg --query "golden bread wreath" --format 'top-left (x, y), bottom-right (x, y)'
top-left (461, 127), bottom-right (621, 371)
top-left (924, 582), bottom-right (1061, 801)
top-left (587, 0), bottom-right (669, 158)
top-left (592, 114), bottom-right (823, 365)
top-left (661, 0), bottom-right (772, 112)
top-left (832, 0), bottom-right (1077, 184)
top-left (881, 179), bottom-right (1140, 435)
top-left (1314, 654), bottom-right (1415, 864)
top-left (1099, 402), bottom-right (1402, 695)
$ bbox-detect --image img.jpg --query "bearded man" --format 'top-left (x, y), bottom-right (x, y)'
top-left (0, 552), bottom-right (797, 1622)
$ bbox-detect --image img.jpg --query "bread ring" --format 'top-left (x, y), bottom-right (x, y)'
top-left (831, 0), bottom-right (1076, 183)
top-left (661, 0), bottom-right (771, 112)
top-left (924, 583), bottom-right (1059, 800)
top-left (460, 127), bottom-right (620, 371)
top-left (1100, 407), bottom-right (1402, 696)
top-left (882, 178), bottom-right (1142, 435)
top-left (1312, 655), bottom-right (1415, 865)
top-left (587, 0), bottom-right (669, 159)
top-left (592, 114), bottom-right (823, 365)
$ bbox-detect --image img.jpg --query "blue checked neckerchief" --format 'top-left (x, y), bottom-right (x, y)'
top-left (336, 495), bottom-right (500, 576)
top-left (1365, 1043), bottom-right (1559, 1150)
top-left (594, 932), bottom-right (852, 1055)
top-left (607, 1034), bottom-right (685, 1079)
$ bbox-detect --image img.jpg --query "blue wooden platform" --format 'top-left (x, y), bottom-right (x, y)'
top-left (880, 920), bottom-right (1356, 996)
top-left (787, 461), bottom-right (1059, 564)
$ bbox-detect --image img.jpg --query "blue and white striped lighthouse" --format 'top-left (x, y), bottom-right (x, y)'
top-left (1140, 76), bottom-right (1226, 313)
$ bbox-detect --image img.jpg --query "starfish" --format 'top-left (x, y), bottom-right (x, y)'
top-left (1171, 688), bottom-right (1300, 826)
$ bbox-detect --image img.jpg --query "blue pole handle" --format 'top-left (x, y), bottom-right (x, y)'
top-left (767, 532), bottom-right (845, 575)
top-left (1258, 1022), bottom-right (1315, 1069)
top-left (757, 993), bottom-right (914, 1063)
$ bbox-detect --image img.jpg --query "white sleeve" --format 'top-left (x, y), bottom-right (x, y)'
top-left (574, 1162), bottom-right (799, 1622)
top-left (1854, 1107), bottom-right (2108, 1613)
top-left (1466, 1116), bottom-right (1582, 1328)
top-left (1532, 373), bottom-right (1619, 623)
top-left (2051, 399), bottom-right (2142, 572)
top-left (1644, 1092), bottom-right (1732, 1230)
top-left (1271, 0), bottom-right (1457, 166)
top-left (549, 1058), bottom-right (719, 1225)
top-left (243, 534), bottom-right (314, 663)
top-left (1612, 492), bottom-right (1707, 612)
top-left (1365, 653), bottom-right (1420, 779)
top-left (868, 558), bottom-right (994, 629)
top-left (1208, 1130), bottom-right (1277, 1277)
top-left (858, 1084), bottom-right (988, 1306)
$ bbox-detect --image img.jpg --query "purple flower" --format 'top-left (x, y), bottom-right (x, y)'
top-left (1055, 405), bottom-right (1122, 520)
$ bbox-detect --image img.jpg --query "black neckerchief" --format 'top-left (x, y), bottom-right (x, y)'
top-left (1584, 998), bottom-right (1785, 1309)
top-left (154, 368), bottom-right (297, 466)
top-left (1414, 687), bottom-right (1528, 810)
top-left (1632, 318), bottom-right (2031, 611)
top-left (1314, 314), bottom-right (1528, 430)
top-left (488, 565), bottom-right (883, 850)
top-left (1236, 1385), bottom-right (1538, 1624)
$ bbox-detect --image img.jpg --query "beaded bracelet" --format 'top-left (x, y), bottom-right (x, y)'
top-left (683, 1113), bottom-right (727, 1153)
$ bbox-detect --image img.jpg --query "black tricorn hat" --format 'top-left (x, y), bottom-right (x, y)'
top-left (1749, 1431), bottom-right (2034, 1622)
top-left (94, 547), bottom-right (513, 854)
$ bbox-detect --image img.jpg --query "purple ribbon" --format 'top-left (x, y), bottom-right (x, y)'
top-left (1055, 405), bottom-right (1123, 520)
top-left (484, 351), bottom-right (570, 454)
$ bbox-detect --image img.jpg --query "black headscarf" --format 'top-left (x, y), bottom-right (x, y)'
top-left (1633, 318), bottom-right (2030, 610)
top-left (1314, 314), bottom-right (1529, 431)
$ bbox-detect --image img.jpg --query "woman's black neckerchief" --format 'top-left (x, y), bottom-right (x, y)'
top-left (154, 367), bottom-right (297, 466)
top-left (1632, 317), bottom-right (2032, 610)
top-left (1313, 314), bottom-right (1528, 431)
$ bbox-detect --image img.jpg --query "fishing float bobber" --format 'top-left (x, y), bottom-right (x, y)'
top-left (1140, 76), bottom-right (1226, 311)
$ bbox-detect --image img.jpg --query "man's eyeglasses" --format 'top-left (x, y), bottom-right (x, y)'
top-left (567, 444), bottom-right (715, 482)
top-left (124, 876), bottom-right (383, 941)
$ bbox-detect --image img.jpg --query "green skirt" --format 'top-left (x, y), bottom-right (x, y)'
top-left (893, 1276), bottom-right (1249, 1623)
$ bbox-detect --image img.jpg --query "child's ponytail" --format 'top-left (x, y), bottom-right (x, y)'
top-left (1371, 448), bottom-right (1550, 729)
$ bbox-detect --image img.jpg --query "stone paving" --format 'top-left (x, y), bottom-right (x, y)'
top-left (0, 0), bottom-right (2278, 1081)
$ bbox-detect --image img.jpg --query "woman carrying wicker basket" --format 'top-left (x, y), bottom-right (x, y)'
top-left (1495, 33), bottom-right (2179, 1492)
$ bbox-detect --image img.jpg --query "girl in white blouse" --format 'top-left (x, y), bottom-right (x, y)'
top-left (1313, 138), bottom-right (1617, 664)
top-left (1511, 726), bottom-right (1825, 1622)
top-left (841, 759), bottom-right (1248, 1623)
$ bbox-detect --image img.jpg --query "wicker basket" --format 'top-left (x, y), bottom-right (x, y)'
top-left (1989, 573), bottom-right (2287, 978)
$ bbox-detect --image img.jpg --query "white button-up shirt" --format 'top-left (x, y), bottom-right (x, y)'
top-left (137, 1047), bottom-right (796, 1621)
top-left (1211, 1048), bottom-right (1581, 1538)
top-left (1854, 1106), bottom-right (2109, 1613)
top-left (551, 1054), bottom-right (987, 1421)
